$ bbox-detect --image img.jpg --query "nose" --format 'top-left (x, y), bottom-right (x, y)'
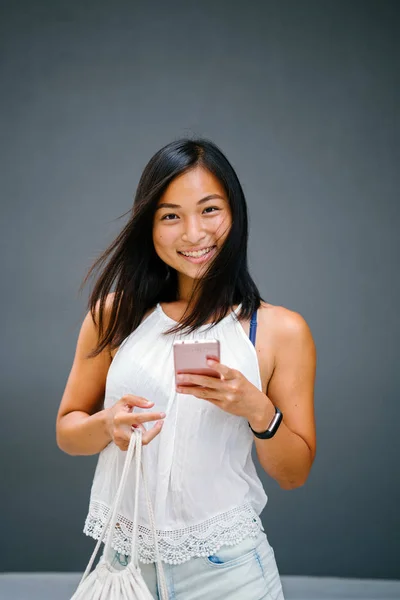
top-left (181, 216), bottom-right (207, 245)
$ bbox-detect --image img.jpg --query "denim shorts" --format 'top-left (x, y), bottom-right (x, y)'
top-left (108, 530), bottom-right (285, 600)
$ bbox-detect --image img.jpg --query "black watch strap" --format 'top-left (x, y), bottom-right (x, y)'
top-left (249, 406), bottom-right (283, 439)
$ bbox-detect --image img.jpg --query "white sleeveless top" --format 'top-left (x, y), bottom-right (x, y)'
top-left (83, 303), bottom-right (268, 564)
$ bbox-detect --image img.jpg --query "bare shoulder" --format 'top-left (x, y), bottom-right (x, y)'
top-left (88, 292), bottom-right (121, 338)
top-left (78, 292), bottom-right (117, 358)
top-left (258, 301), bottom-right (315, 346)
top-left (92, 291), bottom-right (117, 321)
top-left (77, 292), bottom-right (117, 356)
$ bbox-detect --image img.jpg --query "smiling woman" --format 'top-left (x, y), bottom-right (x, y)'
top-left (56, 138), bottom-right (316, 600)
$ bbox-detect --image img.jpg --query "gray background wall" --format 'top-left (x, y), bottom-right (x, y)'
top-left (1, 0), bottom-right (399, 580)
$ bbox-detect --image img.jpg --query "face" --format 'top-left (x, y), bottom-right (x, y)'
top-left (153, 166), bottom-right (232, 289)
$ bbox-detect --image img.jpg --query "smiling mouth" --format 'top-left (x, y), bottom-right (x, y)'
top-left (177, 246), bottom-right (216, 258)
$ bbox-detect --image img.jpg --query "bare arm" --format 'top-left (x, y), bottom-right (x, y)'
top-left (249, 307), bottom-right (317, 489)
top-left (56, 302), bottom-right (114, 455)
top-left (56, 298), bottom-right (165, 456)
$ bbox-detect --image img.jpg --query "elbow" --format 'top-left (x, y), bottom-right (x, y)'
top-left (279, 477), bottom-right (307, 490)
top-left (56, 422), bottom-right (77, 456)
top-left (278, 468), bottom-right (311, 490)
top-left (56, 425), bottom-right (65, 453)
top-left (56, 430), bottom-right (83, 456)
top-left (56, 432), bottom-right (75, 455)
top-left (280, 448), bottom-right (315, 490)
top-left (56, 421), bottom-right (67, 454)
top-left (58, 444), bottom-right (78, 457)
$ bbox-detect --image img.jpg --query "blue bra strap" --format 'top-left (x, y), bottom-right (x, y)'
top-left (249, 310), bottom-right (258, 347)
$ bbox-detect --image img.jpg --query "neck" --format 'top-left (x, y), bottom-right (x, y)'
top-left (177, 273), bottom-right (201, 304)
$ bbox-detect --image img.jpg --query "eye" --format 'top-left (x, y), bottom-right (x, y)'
top-left (161, 213), bottom-right (179, 221)
top-left (203, 206), bottom-right (220, 214)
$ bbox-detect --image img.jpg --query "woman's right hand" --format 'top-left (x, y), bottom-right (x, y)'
top-left (105, 395), bottom-right (166, 451)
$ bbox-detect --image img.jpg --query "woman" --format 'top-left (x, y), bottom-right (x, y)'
top-left (56, 138), bottom-right (316, 600)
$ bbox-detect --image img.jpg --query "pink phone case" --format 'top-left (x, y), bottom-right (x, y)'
top-left (173, 339), bottom-right (220, 384)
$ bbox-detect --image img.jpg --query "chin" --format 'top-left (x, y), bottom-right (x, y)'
top-left (178, 262), bottom-right (210, 280)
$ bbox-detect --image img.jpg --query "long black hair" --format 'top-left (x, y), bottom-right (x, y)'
top-left (81, 138), bottom-right (263, 357)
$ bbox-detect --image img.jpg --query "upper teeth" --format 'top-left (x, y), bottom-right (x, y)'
top-left (180, 247), bottom-right (213, 258)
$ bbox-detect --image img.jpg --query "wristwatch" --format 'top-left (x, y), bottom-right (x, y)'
top-left (248, 406), bottom-right (283, 439)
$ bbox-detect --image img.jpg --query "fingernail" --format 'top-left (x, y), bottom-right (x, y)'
top-left (159, 420), bottom-right (164, 427)
top-left (207, 359), bottom-right (215, 365)
top-left (160, 412), bottom-right (166, 418)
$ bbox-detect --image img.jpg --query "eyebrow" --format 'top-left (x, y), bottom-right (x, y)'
top-left (156, 194), bottom-right (225, 211)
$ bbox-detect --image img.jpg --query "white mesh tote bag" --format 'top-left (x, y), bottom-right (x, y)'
top-left (71, 428), bottom-right (168, 600)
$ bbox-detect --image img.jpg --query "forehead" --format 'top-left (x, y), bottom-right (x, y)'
top-left (159, 167), bottom-right (227, 203)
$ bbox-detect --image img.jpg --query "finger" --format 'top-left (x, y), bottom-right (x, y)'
top-left (117, 420), bottom-right (164, 450)
top-left (176, 385), bottom-right (222, 401)
top-left (176, 373), bottom-right (221, 388)
top-left (121, 395), bottom-right (154, 409)
top-left (206, 359), bottom-right (235, 380)
top-left (117, 411), bottom-right (166, 426)
top-left (116, 423), bottom-right (146, 451)
top-left (142, 420), bottom-right (164, 445)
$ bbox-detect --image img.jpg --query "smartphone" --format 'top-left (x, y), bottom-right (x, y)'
top-left (173, 339), bottom-right (220, 386)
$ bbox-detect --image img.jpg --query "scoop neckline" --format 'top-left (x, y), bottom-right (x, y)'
top-left (156, 302), bottom-right (242, 328)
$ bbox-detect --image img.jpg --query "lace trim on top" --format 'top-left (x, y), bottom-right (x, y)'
top-left (84, 500), bottom-right (263, 565)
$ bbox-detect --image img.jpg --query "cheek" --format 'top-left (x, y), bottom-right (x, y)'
top-left (153, 229), bottom-right (176, 254)
top-left (214, 214), bottom-right (232, 237)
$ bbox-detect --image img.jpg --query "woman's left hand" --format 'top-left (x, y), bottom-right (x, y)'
top-left (176, 358), bottom-right (266, 421)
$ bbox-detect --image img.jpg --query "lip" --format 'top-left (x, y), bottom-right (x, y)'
top-left (178, 245), bottom-right (216, 253)
top-left (177, 245), bottom-right (217, 264)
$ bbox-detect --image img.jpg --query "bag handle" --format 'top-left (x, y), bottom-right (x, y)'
top-left (77, 429), bottom-right (168, 600)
